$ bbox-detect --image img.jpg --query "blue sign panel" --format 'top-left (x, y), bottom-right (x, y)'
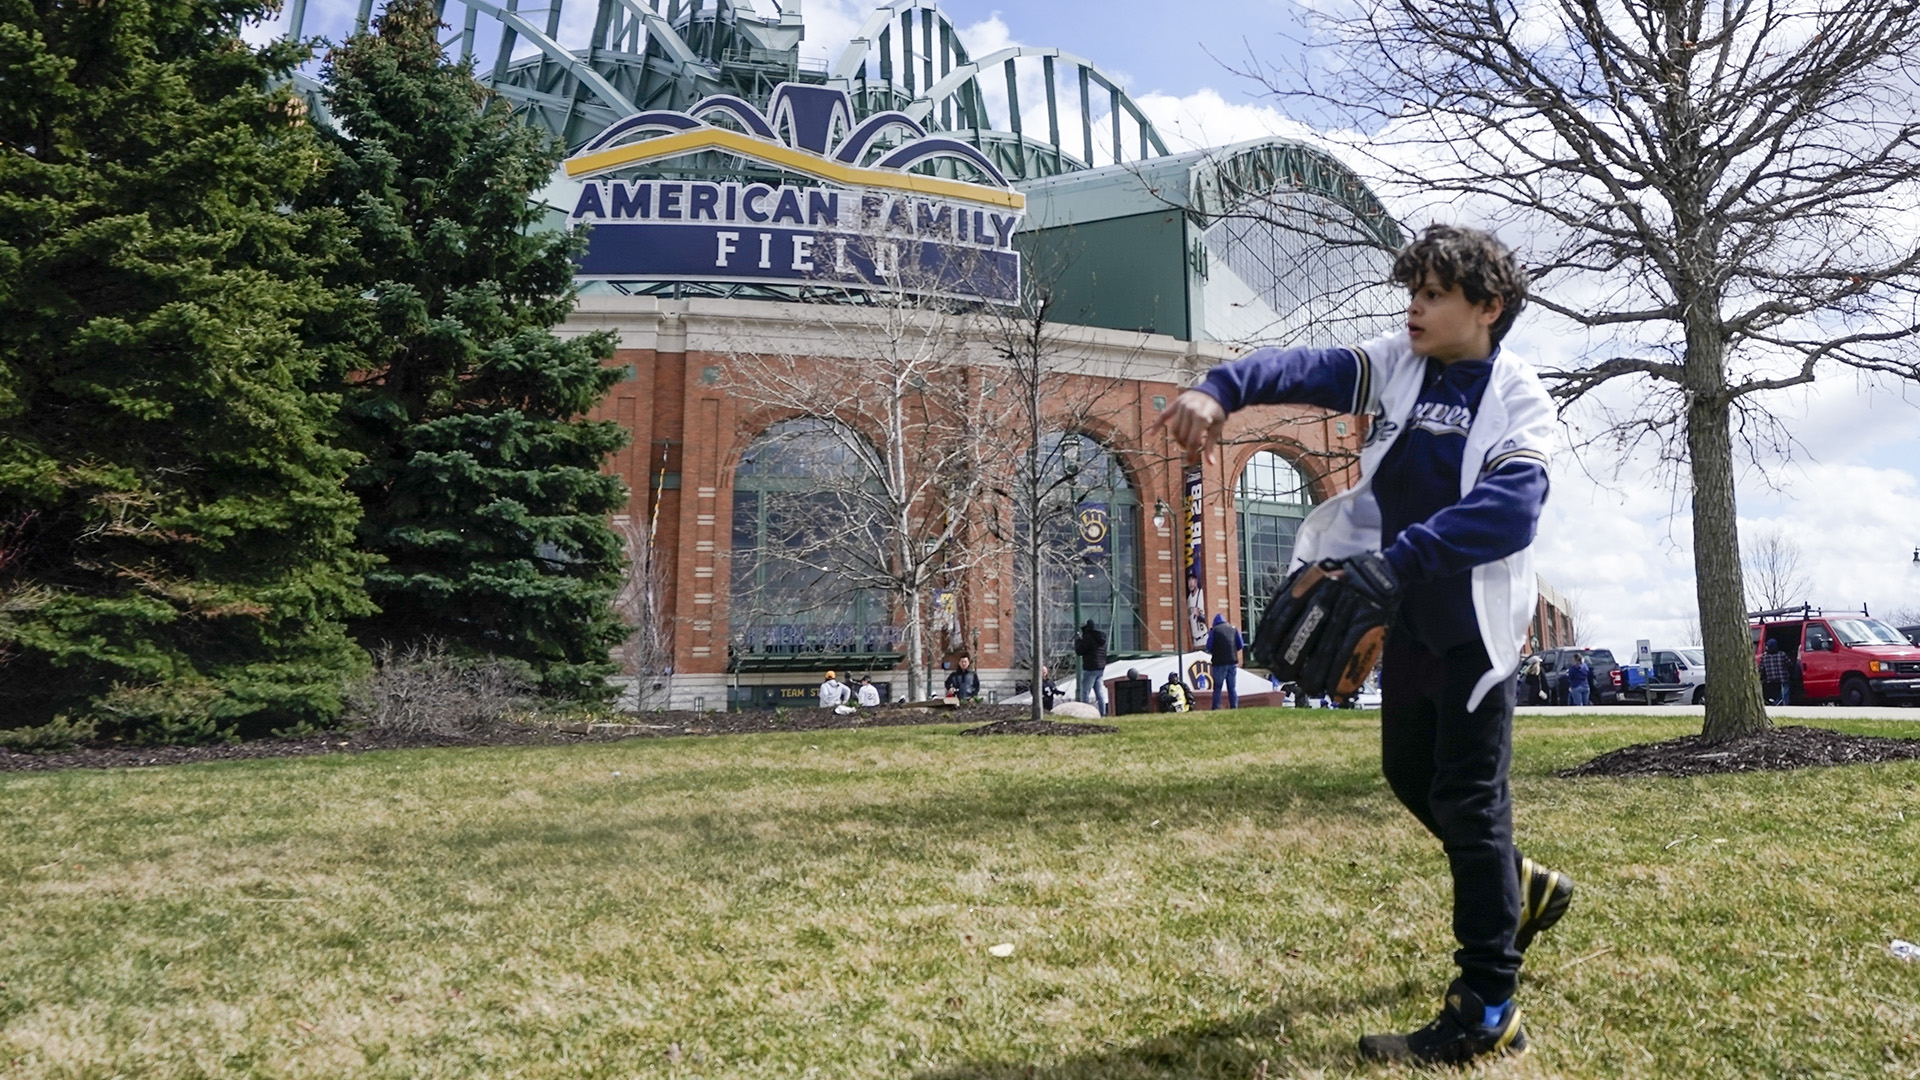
top-left (563, 83), bottom-right (1027, 303)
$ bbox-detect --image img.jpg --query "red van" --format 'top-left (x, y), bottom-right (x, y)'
top-left (1749, 607), bottom-right (1920, 707)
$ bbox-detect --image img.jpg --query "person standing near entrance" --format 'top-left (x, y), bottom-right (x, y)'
top-left (1207, 613), bottom-right (1245, 709)
top-left (1074, 620), bottom-right (1109, 715)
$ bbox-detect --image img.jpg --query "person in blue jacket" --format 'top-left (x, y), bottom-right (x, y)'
top-left (1206, 613), bottom-right (1245, 709)
top-left (1564, 653), bottom-right (1592, 707)
top-left (1152, 224), bottom-right (1575, 1065)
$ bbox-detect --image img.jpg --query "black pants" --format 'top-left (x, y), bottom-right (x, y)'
top-left (1380, 634), bottom-right (1523, 1003)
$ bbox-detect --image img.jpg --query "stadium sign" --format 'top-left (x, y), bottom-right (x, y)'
top-left (563, 83), bottom-right (1025, 303)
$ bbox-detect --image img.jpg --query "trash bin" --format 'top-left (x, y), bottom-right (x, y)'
top-left (1112, 676), bottom-right (1151, 716)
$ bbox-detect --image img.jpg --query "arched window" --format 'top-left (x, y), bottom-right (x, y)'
top-left (1013, 431), bottom-right (1143, 668)
top-left (730, 419), bottom-right (894, 667)
top-left (1237, 451), bottom-right (1316, 644)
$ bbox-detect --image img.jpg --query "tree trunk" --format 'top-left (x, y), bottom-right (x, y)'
top-left (1027, 380), bottom-right (1047, 725)
top-left (1688, 386), bottom-right (1772, 741)
top-left (905, 590), bottom-right (925, 702)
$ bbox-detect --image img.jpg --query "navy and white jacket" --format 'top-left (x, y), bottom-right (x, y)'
top-left (1195, 329), bottom-right (1556, 710)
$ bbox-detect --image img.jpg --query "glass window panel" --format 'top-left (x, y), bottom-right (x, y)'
top-left (1013, 431), bottom-right (1142, 666)
top-left (1237, 450), bottom-right (1315, 645)
top-left (731, 420), bottom-right (889, 656)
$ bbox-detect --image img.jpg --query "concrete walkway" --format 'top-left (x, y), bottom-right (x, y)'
top-left (1515, 704), bottom-right (1919, 721)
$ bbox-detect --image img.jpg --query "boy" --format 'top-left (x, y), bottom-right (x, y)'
top-left (1151, 224), bottom-right (1574, 1064)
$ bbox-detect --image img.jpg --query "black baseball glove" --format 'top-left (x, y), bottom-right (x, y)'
top-left (1249, 552), bottom-right (1401, 698)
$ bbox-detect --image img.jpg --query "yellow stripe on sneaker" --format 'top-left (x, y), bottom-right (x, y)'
top-left (1493, 1007), bottom-right (1523, 1052)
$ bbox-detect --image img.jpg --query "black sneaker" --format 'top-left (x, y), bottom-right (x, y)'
top-left (1357, 979), bottom-right (1528, 1065)
top-left (1516, 857), bottom-right (1574, 952)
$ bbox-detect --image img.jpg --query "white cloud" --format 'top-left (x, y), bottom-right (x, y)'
top-left (793, 0), bottom-right (871, 70)
top-left (1134, 88), bottom-right (1322, 153)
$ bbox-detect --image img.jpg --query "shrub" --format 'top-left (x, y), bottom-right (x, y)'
top-left (346, 642), bottom-right (535, 738)
top-left (0, 715), bottom-right (98, 754)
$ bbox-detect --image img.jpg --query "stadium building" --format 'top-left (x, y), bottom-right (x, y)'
top-left (285, 0), bottom-right (1408, 707)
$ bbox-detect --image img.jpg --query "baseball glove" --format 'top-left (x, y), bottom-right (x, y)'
top-left (1250, 552), bottom-right (1401, 698)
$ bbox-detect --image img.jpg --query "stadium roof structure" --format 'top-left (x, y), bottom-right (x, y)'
top-left (284, 0), bottom-right (1403, 343)
top-left (1018, 139), bottom-right (1405, 344)
top-left (285, 0), bottom-right (1171, 181)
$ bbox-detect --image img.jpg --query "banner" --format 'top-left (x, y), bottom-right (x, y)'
top-left (1076, 502), bottom-right (1110, 562)
top-left (564, 83), bottom-right (1025, 304)
top-left (1183, 465), bottom-right (1207, 645)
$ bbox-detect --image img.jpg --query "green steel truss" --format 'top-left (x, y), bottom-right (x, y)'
top-left (284, 0), bottom-right (1174, 179)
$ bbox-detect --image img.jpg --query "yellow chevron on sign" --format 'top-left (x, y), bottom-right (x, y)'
top-left (565, 127), bottom-right (1027, 211)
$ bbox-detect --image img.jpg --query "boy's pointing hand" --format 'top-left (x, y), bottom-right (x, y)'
top-left (1149, 389), bottom-right (1228, 463)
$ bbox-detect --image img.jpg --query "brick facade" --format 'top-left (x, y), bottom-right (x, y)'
top-left (567, 294), bottom-right (1366, 707)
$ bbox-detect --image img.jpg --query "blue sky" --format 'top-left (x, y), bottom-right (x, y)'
top-left (263, 0), bottom-right (1920, 645)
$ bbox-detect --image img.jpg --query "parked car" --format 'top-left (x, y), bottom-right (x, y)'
top-left (1638, 647), bottom-right (1707, 705)
top-left (1522, 646), bottom-right (1623, 705)
top-left (1901, 624), bottom-right (1920, 648)
top-left (1750, 607), bottom-right (1920, 707)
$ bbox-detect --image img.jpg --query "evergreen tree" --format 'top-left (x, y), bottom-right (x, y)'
top-left (0, 0), bottom-right (373, 739)
top-left (317, 0), bottom-right (629, 700)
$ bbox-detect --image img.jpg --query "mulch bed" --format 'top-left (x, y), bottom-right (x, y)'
top-left (957, 718), bottom-right (1120, 737)
top-left (1561, 724), bottom-right (1920, 778)
top-left (0, 702), bottom-right (1049, 773)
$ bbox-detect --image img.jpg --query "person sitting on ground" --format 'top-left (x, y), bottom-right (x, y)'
top-left (856, 674), bottom-right (881, 708)
top-left (944, 655), bottom-right (981, 702)
top-left (1158, 671), bottom-right (1193, 713)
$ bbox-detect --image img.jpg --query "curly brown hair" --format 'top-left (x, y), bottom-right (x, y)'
top-left (1390, 225), bottom-right (1529, 346)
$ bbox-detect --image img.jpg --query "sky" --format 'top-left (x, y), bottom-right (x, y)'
top-left (259, 0), bottom-right (1920, 650)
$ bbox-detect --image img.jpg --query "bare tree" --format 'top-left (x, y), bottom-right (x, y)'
top-left (1233, 0), bottom-right (1920, 740)
top-left (982, 285), bottom-right (1142, 723)
top-left (1742, 524), bottom-right (1812, 613)
top-left (1561, 587), bottom-right (1590, 648)
top-left (610, 512), bottom-right (675, 711)
top-left (717, 244), bottom-right (1007, 702)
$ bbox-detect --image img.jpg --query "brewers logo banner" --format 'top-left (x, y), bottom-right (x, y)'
top-left (1076, 503), bottom-right (1110, 562)
top-left (563, 83), bottom-right (1024, 303)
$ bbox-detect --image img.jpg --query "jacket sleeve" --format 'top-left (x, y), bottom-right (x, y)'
top-left (1382, 460), bottom-right (1548, 583)
top-left (1193, 342), bottom-right (1380, 415)
top-left (1382, 370), bottom-right (1556, 584)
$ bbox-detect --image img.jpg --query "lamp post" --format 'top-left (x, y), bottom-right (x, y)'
top-left (1153, 496), bottom-right (1190, 663)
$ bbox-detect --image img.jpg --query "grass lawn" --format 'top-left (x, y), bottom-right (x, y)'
top-left (3, 710), bottom-right (1918, 1079)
